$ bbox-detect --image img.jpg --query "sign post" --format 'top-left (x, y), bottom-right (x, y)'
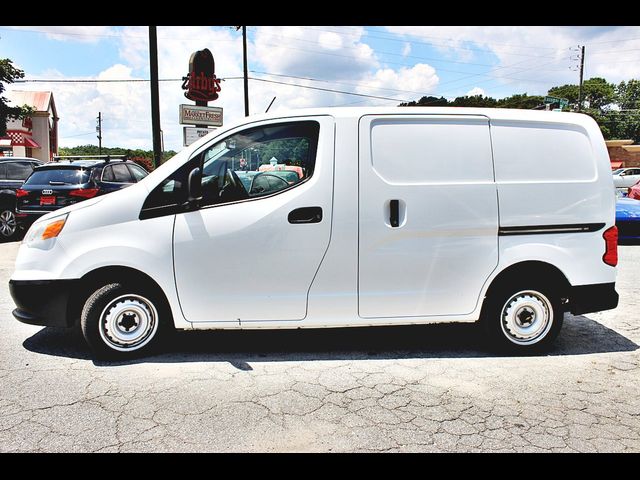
top-left (179, 48), bottom-right (224, 144)
top-left (544, 95), bottom-right (569, 110)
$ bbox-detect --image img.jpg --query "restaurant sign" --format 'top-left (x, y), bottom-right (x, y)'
top-left (179, 104), bottom-right (223, 127)
top-left (181, 48), bottom-right (222, 103)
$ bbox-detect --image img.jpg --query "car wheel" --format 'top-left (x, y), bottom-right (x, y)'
top-left (0, 206), bottom-right (18, 241)
top-left (80, 282), bottom-right (172, 359)
top-left (481, 282), bottom-right (564, 352)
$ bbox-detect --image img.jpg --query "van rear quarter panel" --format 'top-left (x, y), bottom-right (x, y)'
top-left (492, 117), bottom-right (612, 226)
top-left (491, 114), bottom-right (616, 287)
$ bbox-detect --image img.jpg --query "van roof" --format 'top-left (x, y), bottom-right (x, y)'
top-left (245, 106), bottom-right (595, 125)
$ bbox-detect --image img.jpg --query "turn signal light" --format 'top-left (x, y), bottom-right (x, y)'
top-left (41, 219), bottom-right (66, 240)
top-left (603, 226), bottom-right (618, 267)
top-left (15, 188), bottom-right (28, 198)
top-left (69, 188), bottom-right (99, 199)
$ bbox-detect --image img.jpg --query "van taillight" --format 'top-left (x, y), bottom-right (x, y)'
top-left (603, 226), bottom-right (618, 267)
top-left (15, 189), bottom-right (28, 198)
top-left (69, 188), bottom-right (99, 199)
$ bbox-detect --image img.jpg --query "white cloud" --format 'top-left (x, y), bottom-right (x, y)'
top-left (253, 26), bottom-right (378, 80)
top-left (354, 64), bottom-right (439, 104)
top-left (402, 42), bottom-right (411, 57)
top-left (466, 87), bottom-right (485, 97)
top-left (384, 26), bottom-right (640, 95)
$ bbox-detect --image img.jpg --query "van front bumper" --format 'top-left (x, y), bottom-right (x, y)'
top-left (9, 279), bottom-right (79, 328)
top-left (570, 282), bottom-right (619, 315)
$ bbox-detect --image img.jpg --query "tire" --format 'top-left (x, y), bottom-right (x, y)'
top-left (0, 205), bottom-right (18, 241)
top-left (80, 282), bottom-right (172, 359)
top-left (481, 281), bottom-right (564, 353)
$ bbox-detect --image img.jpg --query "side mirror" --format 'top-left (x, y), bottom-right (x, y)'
top-left (187, 167), bottom-right (202, 204)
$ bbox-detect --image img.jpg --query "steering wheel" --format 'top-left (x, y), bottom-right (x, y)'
top-left (226, 168), bottom-right (239, 189)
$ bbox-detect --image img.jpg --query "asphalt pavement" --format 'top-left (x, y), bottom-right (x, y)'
top-left (0, 240), bottom-right (638, 452)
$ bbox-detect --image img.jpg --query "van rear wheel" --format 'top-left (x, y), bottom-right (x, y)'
top-left (482, 282), bottom-right (563, 352)
top-left (81, 282), bottom-right (170, 359)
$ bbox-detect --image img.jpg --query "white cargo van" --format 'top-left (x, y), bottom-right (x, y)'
top-left (9, 107), bottom-right (619, 358)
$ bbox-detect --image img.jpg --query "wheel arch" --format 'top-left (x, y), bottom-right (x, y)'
top-left (482, 261), bottom-right (572, 311)
top-left (67, 265), bottom-right (173, 327)
top-left (0, 190), bottom-right (16, 207)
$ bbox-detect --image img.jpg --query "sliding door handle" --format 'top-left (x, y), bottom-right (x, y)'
top-left (390, 200), bottom-right (399, 227)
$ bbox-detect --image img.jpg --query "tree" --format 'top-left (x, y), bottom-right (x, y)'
top-left (617, 79), bottom-right (640, 110)
top-left (0, 58), bottom-right (32, 137)
top-left (549, 77), bottom-right (616, 110)
top-left (451, 95), bottom-right (498, 107)
top-left (399, 95), bottom-right (449, 107)
top-left (497, 93), bottom-right (544, 109)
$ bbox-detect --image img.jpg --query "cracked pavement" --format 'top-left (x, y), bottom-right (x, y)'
top-left (0, 241), bottom-right (639, 452)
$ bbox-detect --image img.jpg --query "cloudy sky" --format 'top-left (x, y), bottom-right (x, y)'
top-left (2, 26), bottom-right (639, 152)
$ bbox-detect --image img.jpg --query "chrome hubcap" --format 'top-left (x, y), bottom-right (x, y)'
top-left (99, 294), bottom-right (158, 351)
top-left (0, 210), bottom-right (16, 237)
top-left (501, 290), bottom-right (553, 345)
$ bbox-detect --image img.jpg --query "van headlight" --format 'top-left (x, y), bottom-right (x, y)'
top-left (25, 213), bottom-right (69, 247)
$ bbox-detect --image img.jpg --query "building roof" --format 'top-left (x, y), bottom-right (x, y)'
top-left (605, 139), bottom-right (634, 147)
top-left (5, 90), bottom-right (54, 114)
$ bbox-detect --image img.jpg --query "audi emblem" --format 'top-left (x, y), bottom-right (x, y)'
top-left (42, 189), bottom-right (53, 195)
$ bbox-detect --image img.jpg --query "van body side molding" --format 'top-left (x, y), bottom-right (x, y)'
top-left (498, 223), bottom-right (606, 236)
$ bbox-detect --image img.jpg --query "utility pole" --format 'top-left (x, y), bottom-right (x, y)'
top-left (96, 112), bottom-right (102, 154)
top-left (578, 45), bottom-right (585, 112)
top-left (236, 26), bottom-right (249, 117)
top-left (149, 26), bottom-right (163, 167)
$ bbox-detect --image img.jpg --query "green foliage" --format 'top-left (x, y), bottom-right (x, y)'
top-left (399, 95), bottom-right (449, 107)
top-left (617, 79), bottom-right (640, 110)
top-left (0, 58), bottom-right (33, 137)
top-left (547, 83), bottom-right (580, 104)
top-left (451, 95), bottom-right (498, 107)
top-left (497, 93), bottom-right (544, 109)
top-left (251, 138), bottom-right (310, 166)
top-left (58, 145), bottom-right (177, 170)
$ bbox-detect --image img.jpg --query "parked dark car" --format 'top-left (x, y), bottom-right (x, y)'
top-left (616, 197), bottom-right (640, 243)
top-left (0, 157), bottom-right (43, 240)
top-left (16, 158), bottom-right (148, 231)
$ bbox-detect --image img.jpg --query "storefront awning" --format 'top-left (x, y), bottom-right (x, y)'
top-left (24, 137), bottom-right (40, 148)
top-left (611, 161), bottom-right (624, 169)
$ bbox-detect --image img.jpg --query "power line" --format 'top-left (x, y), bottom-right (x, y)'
top-left (250, 70), bottom-right (452, 98)
top-left (0, 26), bottom-right (239, 43)
top-left (15, 77), bottom-right (243, 83)
top-left (297, 26), bottom-right (562, 56)
top-left (251, 39), bottom-right (566, 86)
top-left (250, 77), bottom-right (407, 103)
top-left (63, 131), bottom-right (96, 138)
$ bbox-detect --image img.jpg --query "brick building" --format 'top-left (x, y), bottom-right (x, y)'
top-left (606, 139), bottom-right (640, 169)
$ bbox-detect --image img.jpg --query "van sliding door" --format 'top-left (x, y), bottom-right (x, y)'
top-left (358, 115), bottom-right (498, 318)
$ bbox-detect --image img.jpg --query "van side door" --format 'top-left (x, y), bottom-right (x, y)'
top-left (358, 114), bottom-right (498, 318)
top-left (165, 117), bottom-right (334, 324)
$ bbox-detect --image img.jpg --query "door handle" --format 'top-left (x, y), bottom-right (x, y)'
top-left (288, 206), bottom-right (323, 224)
top-left (390, 200), bottom-right (399, 227)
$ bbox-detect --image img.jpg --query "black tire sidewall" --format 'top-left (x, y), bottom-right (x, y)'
top-left (80, 282), bottom-right (171, 359)
top-left (482, 282), bottom-right (564, 353)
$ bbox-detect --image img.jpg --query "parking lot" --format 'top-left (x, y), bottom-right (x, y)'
top-left (0, 240), bottom-right (638, 452)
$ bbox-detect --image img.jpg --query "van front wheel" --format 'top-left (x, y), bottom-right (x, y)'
top-left (81, 283), bottom-right (169, 358)
top-left (482, 283), bottom-right (563, 352)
